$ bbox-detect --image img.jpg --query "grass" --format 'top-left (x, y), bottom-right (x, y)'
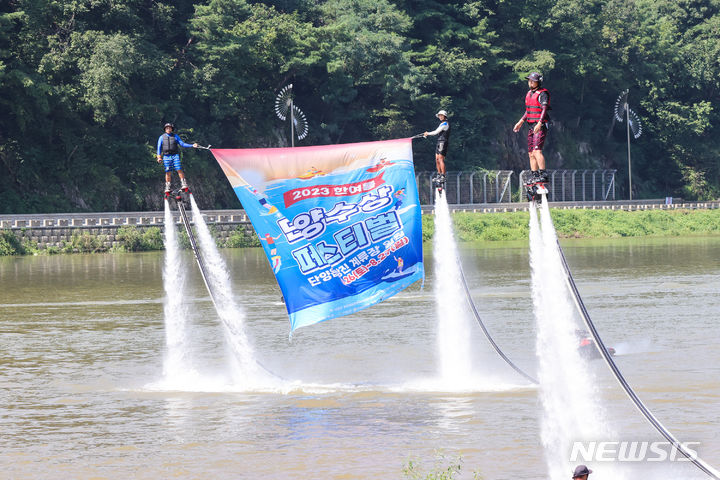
top-left (423, 208), bottom-right (720, 243)
top-left (403, 453), bottom-right (484, 480)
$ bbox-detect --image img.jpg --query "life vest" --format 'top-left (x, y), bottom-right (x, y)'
top-left (525, 88), bottom-right (550, 123)
top-left (437, 121), bottom-right (450, 143)
top-left (161, 133), bottom-right (179, 155)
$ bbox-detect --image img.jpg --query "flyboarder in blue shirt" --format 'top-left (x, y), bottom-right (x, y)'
top-left (156, 123), bottom-right (198, 194)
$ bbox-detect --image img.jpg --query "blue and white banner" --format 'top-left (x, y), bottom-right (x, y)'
top-left (212, 138), bottom-right (424, 330)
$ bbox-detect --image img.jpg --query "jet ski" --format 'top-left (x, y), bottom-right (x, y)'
top-left (576, 329), bottom-right (616, 359)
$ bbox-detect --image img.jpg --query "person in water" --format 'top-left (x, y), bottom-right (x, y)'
top-left (513, 72), bottom-right (551, 184)
top-left (156, 122), bottom-right (198, 193)
top-left (423, 110), bottom-right (450, 178)
top-left (572, 464), bottom-right (592, 479)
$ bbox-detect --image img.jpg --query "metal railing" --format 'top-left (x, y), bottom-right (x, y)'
top-left (518, 169), bottom-right (617, 202)
top-left (416, 170), bottom-right (514, 205)
top-left (416, 169), bottom-right (617, 204)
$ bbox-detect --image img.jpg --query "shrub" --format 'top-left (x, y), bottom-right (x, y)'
top-left (116, 226), bottom-right (164, 251)
top-left (225, 227), bottom-right (261, 248)
top-left (116, 226), bottom-right (143, 251)
top-left (141, 227), bottom-right (164, 250)
top-left (61, 233), bottom-right (107, 253)
top-left (403, 453), bottom-right (483, 480)
top-left (0, 230), bottom-right (25, 255)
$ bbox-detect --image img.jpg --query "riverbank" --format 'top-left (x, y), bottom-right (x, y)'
top-left (422, 207), bottom-right (720, 242)
top-left (1, 208), bottom-right (719, 256)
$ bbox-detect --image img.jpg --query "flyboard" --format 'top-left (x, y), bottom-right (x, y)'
top-left (535, 192), bottom-right (720, 480)
top-left (525, 176), bottom-right (549, 203)
top-left (431, 172), bottom-right (446, 194)
top-left (432, 178), bottom-right (538, 385)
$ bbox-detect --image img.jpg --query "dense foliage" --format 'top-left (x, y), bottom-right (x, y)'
top-left (1, 0), bottom-right (719, 213)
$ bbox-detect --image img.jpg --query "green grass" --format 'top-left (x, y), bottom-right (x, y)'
top-left (403, 453), bottom-right (484, 480)
top-left (422, 208), bottom-right (720, 243)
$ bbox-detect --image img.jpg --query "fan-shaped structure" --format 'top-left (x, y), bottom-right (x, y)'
top-left (275, 84), bottom-right (309, 145)
top-left (274, 84), bottom-right (293, 121)
top-left (292, 105), bottom-right (308, 140)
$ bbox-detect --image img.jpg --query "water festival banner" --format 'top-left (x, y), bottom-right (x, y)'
top-left (211, 138), bottom-right (424, 331)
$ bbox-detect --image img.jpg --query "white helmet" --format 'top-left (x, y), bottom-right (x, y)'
top-left (436, 110), bottom-right (448, 118)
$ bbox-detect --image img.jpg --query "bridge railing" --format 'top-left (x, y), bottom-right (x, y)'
top-left (417, 169), bottom-right (617, 204)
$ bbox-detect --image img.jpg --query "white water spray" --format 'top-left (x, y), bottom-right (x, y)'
top-left (189, 196), bottom-right (266, 383)
top-left (433, 191), bottom-right (476, 381)
top-left (161, 200), bottom-right (193, 379)
top-left (530, 201), bottom-right (625, 479)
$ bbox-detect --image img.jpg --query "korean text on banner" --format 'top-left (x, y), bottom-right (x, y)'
top-left (211, 138), bottom-right (424, 330)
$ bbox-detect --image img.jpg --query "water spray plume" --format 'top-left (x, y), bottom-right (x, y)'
top-left (189, 196), bottom-right (267, 384)
top-left (433, 190), bottom-right (474, 382)
top-left (161, 200), bottom-right (193, 380)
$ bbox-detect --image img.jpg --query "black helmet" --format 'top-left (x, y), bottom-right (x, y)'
top-left (164, 122), bottom-right (175, 131)
top-left (526, 72), bottom-right (543, 82)
top-left (572, 465), bottom-right (592, 478)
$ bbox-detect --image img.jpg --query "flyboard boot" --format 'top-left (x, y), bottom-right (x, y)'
top-left (168, 178), bottom-right (191, 206)
top-left (525, 170), bottom-right (549, 203)
top-left (164, 181), bottom-right (172, 199)
top-left (431, 172), bottom-right (446, 194)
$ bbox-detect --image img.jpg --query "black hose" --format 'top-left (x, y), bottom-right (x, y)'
top-left (456, 257), bottom-right (538, 384)
top-left (176, 196), bottom-right (216, 306)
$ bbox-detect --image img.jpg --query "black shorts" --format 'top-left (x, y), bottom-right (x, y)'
top-left (436, 141), bottom-right (448, 156)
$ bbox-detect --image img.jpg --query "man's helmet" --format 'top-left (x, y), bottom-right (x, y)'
top-left (526, 72), bottom-right (543, 82)
top-left (164, 122), bottom-right (175, 131)
top-left (436, 110), bottom-right (448, 118)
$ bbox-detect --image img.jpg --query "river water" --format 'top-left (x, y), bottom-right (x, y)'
top-left (1, 236), bottom-right (718, 479)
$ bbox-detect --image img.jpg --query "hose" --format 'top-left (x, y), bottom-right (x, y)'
top-left (456, 256), bottom-right (538, 384)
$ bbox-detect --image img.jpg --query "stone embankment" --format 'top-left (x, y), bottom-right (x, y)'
top-left (0, 210), bottom-right (255, 249)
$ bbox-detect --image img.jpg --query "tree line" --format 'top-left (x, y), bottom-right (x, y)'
top-left (1, 0), bottom-right (718, 213)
